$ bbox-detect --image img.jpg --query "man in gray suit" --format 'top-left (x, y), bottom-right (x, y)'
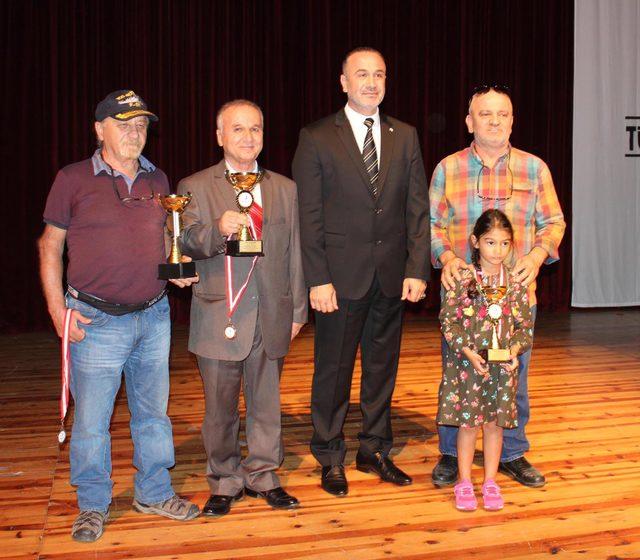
top-left (178, 99), bottom-right (307, 515)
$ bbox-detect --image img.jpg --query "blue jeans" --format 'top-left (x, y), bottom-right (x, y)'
top-left (66, 295), bottom-right (175, 512)
top-left (437, 305), bottom-right (537, 462)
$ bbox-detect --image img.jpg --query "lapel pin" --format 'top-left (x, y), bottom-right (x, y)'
top-left (389, 127), bottom-right (394, 132)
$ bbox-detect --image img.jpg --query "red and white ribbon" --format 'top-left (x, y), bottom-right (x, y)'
top-left (225, 254), bottom-right (258, 321)
top-left (225, 223), bottom-right (259, 323)
top-left (248, 203), bottom-right (263, 239)
top-left (58, 308), bottom-right (73, 444)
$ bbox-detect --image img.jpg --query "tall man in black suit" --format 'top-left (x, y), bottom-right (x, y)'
top-left (292, 47), bottom-right (430, 496)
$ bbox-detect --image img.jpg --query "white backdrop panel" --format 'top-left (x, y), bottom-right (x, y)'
top-left (572, 0), bottom-right (640, 306)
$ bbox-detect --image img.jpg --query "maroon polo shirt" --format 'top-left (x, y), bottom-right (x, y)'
top-left (43, 158), bottom-right (170, 304)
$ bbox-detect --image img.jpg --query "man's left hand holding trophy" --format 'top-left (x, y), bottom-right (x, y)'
top-left (158, 193), bottom-right (199, 286)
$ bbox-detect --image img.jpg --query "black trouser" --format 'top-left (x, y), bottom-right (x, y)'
top-left (310, 275), bottom-right (404, 466)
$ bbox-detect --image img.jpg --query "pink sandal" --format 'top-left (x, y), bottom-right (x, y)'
top-left (481, 479), bottom-right (504, 510)
top-left (454, 480), bottom-right (477, 511)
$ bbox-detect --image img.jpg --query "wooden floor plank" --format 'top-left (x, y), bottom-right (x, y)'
top-left (1, 309), bottom-right (639, 559)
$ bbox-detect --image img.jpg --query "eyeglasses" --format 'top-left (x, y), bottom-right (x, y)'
top-left (475, 149), bottom-right (513, 201)
top-left (107, 163), bottom-right (155, 204)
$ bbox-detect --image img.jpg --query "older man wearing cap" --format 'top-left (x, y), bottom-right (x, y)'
top-left (38, 90), bottom-right (200, 543)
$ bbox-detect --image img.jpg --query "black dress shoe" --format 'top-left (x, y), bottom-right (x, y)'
top-left (245, 487), bottom-right (299, 509)
top-left (355, 452), bottom-right (412, 486)
top-left (321, 465), bottom-right (348, 496)
top-left (432, 454), bottom-right (458, 487)
top-left (499, 457), bottom-right (546, 488)
top-left (203, 489), bottom-right (244, 517)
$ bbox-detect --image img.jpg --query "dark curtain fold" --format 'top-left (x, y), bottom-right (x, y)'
top-left (0, 0), bottom-right (573, 332)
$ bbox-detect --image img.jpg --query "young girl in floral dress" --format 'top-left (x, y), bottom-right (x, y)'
top-left (437, 209), bottom-right (534, 511)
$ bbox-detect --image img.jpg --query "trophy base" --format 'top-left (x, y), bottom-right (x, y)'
top-left (486, 348), bottom-right (512, 363)
top-left (158, 261), bottom-right (197, 280)
top-left (226, 240), bottom-right (264, 257)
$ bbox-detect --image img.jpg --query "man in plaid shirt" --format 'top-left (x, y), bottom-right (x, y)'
top-left (429, 85), bottom-right (565, 488)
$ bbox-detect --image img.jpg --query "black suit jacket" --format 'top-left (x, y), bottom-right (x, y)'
top-left (292, 108), bottom-right (430, 300)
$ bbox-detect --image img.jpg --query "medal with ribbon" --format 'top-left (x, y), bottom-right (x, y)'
top-left (224, 216), bottom-right (259, 339)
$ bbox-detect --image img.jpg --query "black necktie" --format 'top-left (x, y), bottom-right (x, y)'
top-left (362, 117), bottom-right (379, 197)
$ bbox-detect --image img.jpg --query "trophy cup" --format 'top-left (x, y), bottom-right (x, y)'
top-left (225, 170), bottom-right (264, 257)
top-left (158, 193), bottom-right (197, 279)
top-left (480, 275), bottom-right (511, 363)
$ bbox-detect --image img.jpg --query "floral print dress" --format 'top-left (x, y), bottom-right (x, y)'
top-left (436, 267), bottom-right (534, 428)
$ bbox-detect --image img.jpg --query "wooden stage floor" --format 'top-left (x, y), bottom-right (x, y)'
top-left (1, 309), bottom-right (639, 559)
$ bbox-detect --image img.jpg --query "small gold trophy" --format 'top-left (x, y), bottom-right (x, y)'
top-left (480, 274), bottom-right (511, 363)
top-left (158, 193), bottom-right (197, 279)
top-left (225, 170), bottom-right (264, 257)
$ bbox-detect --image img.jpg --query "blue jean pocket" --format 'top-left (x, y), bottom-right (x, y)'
top-left (65, 295), bottom-right (112, 328)
top-left (148, 296), bottom-right (169, 320)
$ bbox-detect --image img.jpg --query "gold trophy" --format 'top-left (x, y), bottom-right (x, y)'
top-left (158, 193), bottom-right (197, 279)
top-left (480, 275), bottom-right (511, 363)
top-left (225, 170), bottom-right (264, 257)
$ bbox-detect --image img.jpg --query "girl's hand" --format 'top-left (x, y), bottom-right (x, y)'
top-left (463, 348), bottom-right (489, 375)
top-left (503, 355), bottom-right (519, 372)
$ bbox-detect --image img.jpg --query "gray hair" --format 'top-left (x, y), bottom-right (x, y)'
top-left (216, 99), bottom-right (264, 131)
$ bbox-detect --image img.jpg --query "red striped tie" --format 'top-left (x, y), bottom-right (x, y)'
top-left (249, 202), bottom-right (263, 238)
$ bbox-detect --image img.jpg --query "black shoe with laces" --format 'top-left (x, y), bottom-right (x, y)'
top-left (432, 454), bottom-right (458, 487)
top-left (203, 489), bottom-right (244, 516)
top-left (356, 451), bottom-right (412, 486)
top-left (321, 465), bottom-right (349, 496)
top-left (245, 487), bottom-right (300, 509)
top-left (499, 457), bottom-right (546, 488)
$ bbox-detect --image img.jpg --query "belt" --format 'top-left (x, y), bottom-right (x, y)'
top-left (67, 286), bottom-right (167, 316)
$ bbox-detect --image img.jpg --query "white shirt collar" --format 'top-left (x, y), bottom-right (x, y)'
top-left (344, 103), bottom-right (380, 128)
top-left (225, 160), bottom-right (259, 173)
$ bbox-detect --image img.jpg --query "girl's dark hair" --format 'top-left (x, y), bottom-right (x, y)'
top-left (470, 209), bottom-right (514, 266)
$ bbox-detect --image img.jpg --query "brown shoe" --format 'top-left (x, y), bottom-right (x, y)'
top-left (133, 495), bottom-right (200, 520)
top-left (71, 509), bottom-right (109, 542)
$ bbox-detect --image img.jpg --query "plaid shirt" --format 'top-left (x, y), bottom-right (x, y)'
top-left (429, 143), bottom-right (566, 303)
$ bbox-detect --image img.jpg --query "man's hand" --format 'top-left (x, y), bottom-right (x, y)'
top-left (169, 276), bottom-right (199, 288)
top-left (440, 251), bottom-right (474, 291)
top-left (218, 210), bottom-right (249, 237)
top-left (53, 307), bottom-right (92, 342)
top-left (291, 322), bottom-right (304, 340)
top-left (168, 255), bottom-right (200, 288)
top-left (512, 248), bottom-right (546, 287)
top-left (310, 283), bottom-right (338, 313)
top-left (463, 347), bottom-right (489, 375)
top-left (401, 278), bottom-right (427, 302)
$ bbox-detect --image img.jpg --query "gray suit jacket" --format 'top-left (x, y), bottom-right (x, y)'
top-left (178, 160), bottom-right (307, 361)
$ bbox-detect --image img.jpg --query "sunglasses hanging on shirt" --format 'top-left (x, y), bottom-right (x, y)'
top-left (106, 163), bottom-right (155, 204)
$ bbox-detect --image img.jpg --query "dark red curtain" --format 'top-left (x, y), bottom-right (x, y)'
top-left (0, 0), bottom-right (573, 332)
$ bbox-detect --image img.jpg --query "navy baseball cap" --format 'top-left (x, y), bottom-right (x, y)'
top-left (95, 90), bottom-right (158, 122)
